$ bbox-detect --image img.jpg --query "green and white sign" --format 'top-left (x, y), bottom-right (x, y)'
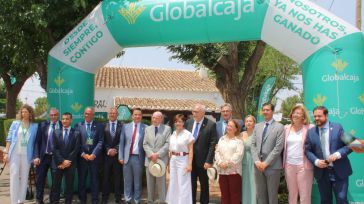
top-left (117, 105), bottom-right (132, 121)
top-left (257, 76), bottom-right (276, 122)
top-left (48, 0), bottom-right (364, 202)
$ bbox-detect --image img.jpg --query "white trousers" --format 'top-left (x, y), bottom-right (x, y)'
top-left (10, 153), bottom-right (30, 204)
top-left (166, 155), bottom-right (192, 204)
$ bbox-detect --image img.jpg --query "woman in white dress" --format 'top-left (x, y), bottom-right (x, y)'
top-left (166, 114), bottom-right (194, 204)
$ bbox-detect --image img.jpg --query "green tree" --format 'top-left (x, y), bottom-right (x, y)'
top-left (0, 0), bottom-right (100, 118)
top-left (34, 97), bottom-right (48, 117)
top-left (280, 92), bottom-right (304, 119)
top-left (167, 42), bottom-right (300, 118)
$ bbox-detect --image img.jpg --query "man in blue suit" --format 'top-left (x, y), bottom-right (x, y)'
top-left (75, 107), bottom-right (104, 204)
top-left (305, 106), bottom-right (352, 204)
top-left (119, 108), bottom-right (146, 204)
top-left (33, 108), bottom-right (62, 204)
top-left (50, 112), bottom-right (80, 204)
top-left (216, 103), bottom-right (244, 139)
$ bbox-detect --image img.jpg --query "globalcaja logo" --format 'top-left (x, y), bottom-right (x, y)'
top-left (119, 0), bottom-right (146, 24)
top-left (359, 94), bottom-right (364, 105)
top-left (313, 94), bottom-right (327, 106)
top-left (71, 102), bottom-right (83, 113)
top-left (331, 59), bottom-right (348, 73)
top-left (321, 58), bottom-right (359, 83)
top-left (54, 76), bottom-right (64, 87)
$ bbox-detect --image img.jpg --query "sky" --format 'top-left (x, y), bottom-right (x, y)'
top-left (17, 0), bottom-right (363, 108)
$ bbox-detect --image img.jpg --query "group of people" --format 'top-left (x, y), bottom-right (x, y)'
top-left (2, 102), bottom-right (354, 204)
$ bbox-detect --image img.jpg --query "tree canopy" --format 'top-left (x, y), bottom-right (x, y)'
top-left (0, 0), bottom-right (100, 117)
top-left (167, 42), bottom-right (300, 118)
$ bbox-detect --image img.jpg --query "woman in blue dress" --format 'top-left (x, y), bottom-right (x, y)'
top-left (241, 115), bottom-right (257, 204)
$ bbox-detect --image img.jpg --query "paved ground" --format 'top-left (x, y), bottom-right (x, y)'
top-left (0, 160), bottom-right (221, 204)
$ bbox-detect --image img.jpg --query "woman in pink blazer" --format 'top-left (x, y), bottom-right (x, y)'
top-left (283, 104), bottom-right (314, 204)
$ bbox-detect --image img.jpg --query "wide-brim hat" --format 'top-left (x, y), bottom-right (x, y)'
top-left (207, 167), bottom-right (218, 182)
top-left (148, 159), bottom-right (166, 177)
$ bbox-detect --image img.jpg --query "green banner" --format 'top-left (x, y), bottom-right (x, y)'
top-left (302, 32), bottom-right (364, 203)
top-left (47, 56), bottom-right (94, 124)
top-left (257, 76), bottom-right (276, 122)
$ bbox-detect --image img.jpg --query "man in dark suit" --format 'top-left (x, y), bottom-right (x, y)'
top-left (305, 106), bottom-right (352, 204)
top-left (216, 103), bottom-right (244, 139)
top-left (101, 107), bottom-right (123, 204)
top-left (119, 108), bottom-right (147, 204)
top-left (185, 103), bottom-right (217, 204)
top-left (251, 103), bottom-right (284, 204)
top-left (33, 108), bottom-right (62, 204)
top-left (75, 107), bottom-right (104, 204)
top-left (50, 112), bottom-right (80, 204)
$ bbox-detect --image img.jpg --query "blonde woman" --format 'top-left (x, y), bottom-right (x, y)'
top-left (3, 105), bottom-right (38, 204)
top-left (241, 115), bottom-right (257, 204)
top-left (215, 119), bottom-right (244, 204)
top-left (283, 104), bottom-right (314, 204)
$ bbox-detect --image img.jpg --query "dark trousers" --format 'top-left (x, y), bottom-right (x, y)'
top-left (50, 166), bottom-right (76, 204)
top-left (191, 160), bottom-right (209, 204)
top-left (102, 155), bottom-right (123, 202)
top-left (78, 158), bottom-right (100, 204)
top-left (317, 168), bottom-right (349, 204)
top-left (219, 174), bottom-right (242, 204)
top-left (35, 154), bottom-right (52, 201)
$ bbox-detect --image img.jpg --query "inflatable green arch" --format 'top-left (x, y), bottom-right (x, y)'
top-left (47, 0), bottom-right (364, 202)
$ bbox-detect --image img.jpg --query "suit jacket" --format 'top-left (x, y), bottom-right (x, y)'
top-left (305, 122), bottom-right (352, 180)
top-left (52, 128), bottom-right (80, 169)
top-left (216, 119), bottom-right (244, 139)
top-left (185, 117), bottom-right (217, 167)
top-left (283, 124), bottom-right (313, 170)
top-left (6, 120), bottom-right (38, 164)
top-left (75, 121), bottom-right (104, 157)
top-left (251, 120), bottom-right (285, 170)
top-left (143, 124), bottom-right (171, 166)
top-left (33, 120), bottom-right (62, 159)
top-left (119, 122), bottom-right (147, 165)
top-left (103, 121), bottom-right (123, 154)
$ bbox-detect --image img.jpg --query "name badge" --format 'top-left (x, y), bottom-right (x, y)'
top-left (86, 137), bottom-right (93, 145)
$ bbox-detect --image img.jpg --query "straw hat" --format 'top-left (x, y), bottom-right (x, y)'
top-left (148, 159), bottom-right (166, 177)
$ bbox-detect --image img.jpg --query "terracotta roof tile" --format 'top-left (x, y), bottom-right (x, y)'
top-left (114, 97), bottom-right (220, 112)
top-left (95, 67), bottom-right (218, 92)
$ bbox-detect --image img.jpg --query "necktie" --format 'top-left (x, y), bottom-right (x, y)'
top-left (262, 123), bottom-right (269, 141)
top-left (46, 123), bottom-right (56, 153)
top-left (320, 128), bottom-right (327, 159)
top-left (86, 123), bottom-right (91, 136)
top-left (155, 126), bottom-right (158, 136)
top-left (130, 123), bottom-right (138, 154)
top-left (223, 121), bottom-right (228, 135)
top-left (193, 123), bottom-right (200, 140)
top-left (259, 123), bottom-right (269, 160)
top-left (111, 122), bottom-right (116, 138)
top-left (64, 128), bottom-right (69, 145)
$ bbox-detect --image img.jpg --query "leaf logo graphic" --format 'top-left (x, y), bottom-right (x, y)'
top-left (119, 3), bottom-right (145, 24)
top-left (71, 103), bottom-right (83, 113)
top-left (350, 129), bottom-right (356, 135)
top-left (313, 94), bottom-right (327, 106)
top-left (54, 76), bottom-right (64, 87)
top-left (331, 59), bottom-right (348, 73)
top-left (359, 94), bottom-right (364, 105)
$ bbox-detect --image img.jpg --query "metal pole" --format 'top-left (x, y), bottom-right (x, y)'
top-left (357, 0), bottom-right (362, 30)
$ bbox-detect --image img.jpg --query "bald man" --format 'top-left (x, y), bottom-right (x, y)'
top-left (143, 111), bottom-right (171, 204)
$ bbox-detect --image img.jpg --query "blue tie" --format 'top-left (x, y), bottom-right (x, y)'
top-left (111, 122), bottom-right (116, 138)
top-left (86, 123), bottom-right (91, 136)
top-left (64, 128), bottom-right (69, 144)
top-left (193, 123), bottom-right (200, 140)
top-left (155, 126), bottom-right (158, 136)
top-left (46, 123), bottom-right (55, 153)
